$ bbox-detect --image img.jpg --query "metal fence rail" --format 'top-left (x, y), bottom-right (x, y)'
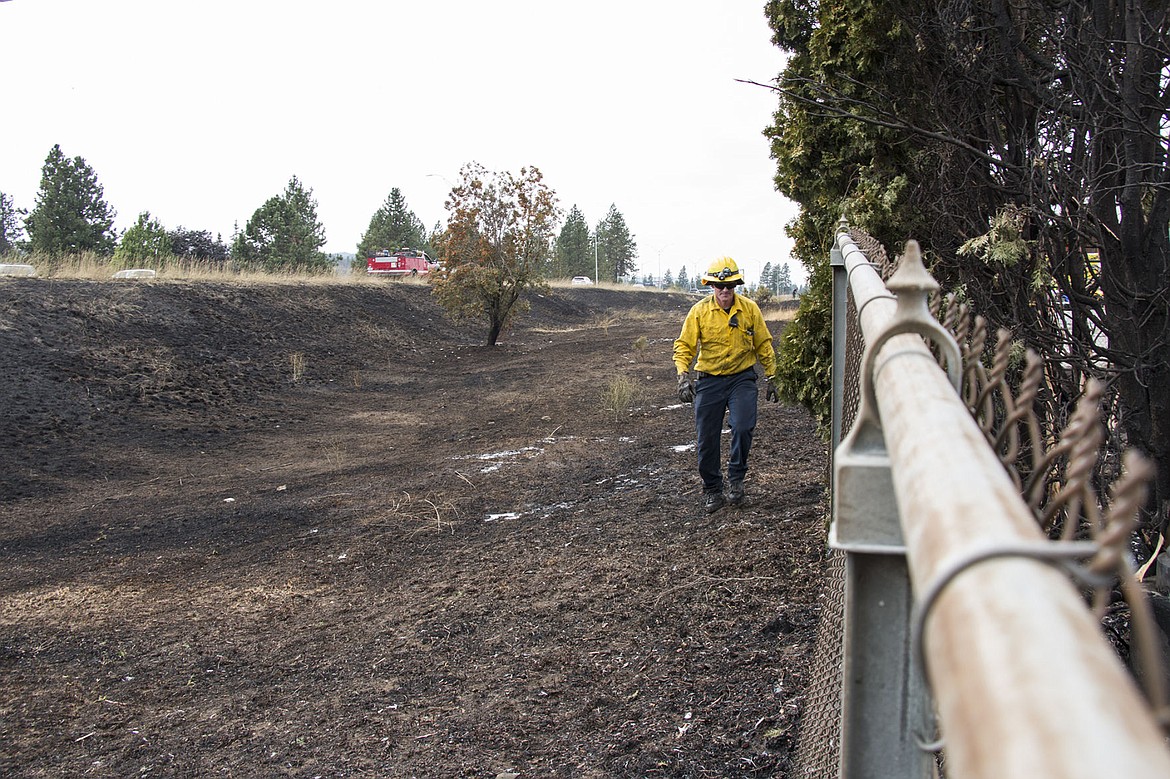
top-left (792, 223), bottom-right (1170, 778)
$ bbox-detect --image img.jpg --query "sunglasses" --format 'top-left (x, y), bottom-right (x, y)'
top-left (710, 283), bottom-right (736, 290)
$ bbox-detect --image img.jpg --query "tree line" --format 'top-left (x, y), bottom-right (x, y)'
top-left (1, 145), bottom-right (234, 269)
top-left (0, 144), bottom-right (643, 283)
top-left (652, 261), bottom-right (795, 297)
top-left (1, 149), bottom-right (654, 348)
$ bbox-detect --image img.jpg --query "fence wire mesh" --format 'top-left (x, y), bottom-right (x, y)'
top-left (788, 258), bottom-right (866, 777)
top-left (788, 548), bottom-right (846, 777)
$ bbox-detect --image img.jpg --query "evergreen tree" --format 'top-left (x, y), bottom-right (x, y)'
top-left (677, 265), bottom-right (689, 289)
top-left (113, 211), bottom-right (171, 268)
top-left (232, 176), bottom-right (329, 272)
top-left (775, 261), bottom-right (793, 293)
top-left (595, 204), bottom-right (637, 282)
top-left (0, 191), bottom-right (21, 254)
top-left (662, 269), bottom-right (674, 288)
top-left (169, 227), bottom-right (229, 263)
top-left (761, 261), bottom-right (774, 292)
top-left (357, 188), bottom-right (427, 260)
top-left (767, 0), bottom-right (1170, 537)
top-left (24, 144), bottom-right (117, 256)
top-left (554, 205), bottom-right (591, 278)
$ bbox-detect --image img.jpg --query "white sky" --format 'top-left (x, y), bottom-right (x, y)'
top-left (0, 0), bottom-right (803, 286)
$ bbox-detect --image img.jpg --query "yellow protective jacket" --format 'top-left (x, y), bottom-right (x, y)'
top-left (673, 293), bottom-right (777, 378)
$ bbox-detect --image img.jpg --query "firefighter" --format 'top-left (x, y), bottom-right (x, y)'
top-left (673, 257), bottom-right (778, 514)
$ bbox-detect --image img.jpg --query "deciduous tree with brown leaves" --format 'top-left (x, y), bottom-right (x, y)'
top-left (432, 163), bottom-right (560, 346)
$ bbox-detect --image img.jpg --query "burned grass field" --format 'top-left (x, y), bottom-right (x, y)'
top-left (0, 279), bottom-right (827, 777)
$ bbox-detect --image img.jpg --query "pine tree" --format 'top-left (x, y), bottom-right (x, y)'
top-left (113, 211), bottom-right (171, 268)
top-left (169, 227), bottom-right (229, 263)
top-left (357, 188), bottom-right (427, 260)
top-left (554, 205), bottom-right (591, 278)
top-left (232, 176), bottom-right (329, 272)
top-left (595, 204), bottom-right (637, 282)
top-left (24, 144), bottom-right (117, 256)
top-left (0, 191), bottom-right (21, 255)
top-left (776, 261), bottom-right (793, 293)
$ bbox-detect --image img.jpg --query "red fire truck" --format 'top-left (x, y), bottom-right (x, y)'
top-left (366, 248), bottom-right (438, 277)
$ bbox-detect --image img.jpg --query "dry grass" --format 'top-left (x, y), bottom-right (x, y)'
top-left (3, 251), bottom-right (391, 286)
top-left (761, 303), bottom-right (800, 323)
top-left (352, 321), bottom-right (394, 344)
top-left (323, 436), bottom-right (346, 469)
top-left (632, 335), bottom-right (652, 363)
top-left (364, 491), bottom-right (462, 535)
top-left (547, 278), bottom-right (683, 297)
top-left (601, 374), bottom-right (645, 418)
top-left (594, 311), bottom-right (620, 334)
top-left (290, 352), bottom-right (306, 383)
top-left (528, 309), bottom-right (667, 336)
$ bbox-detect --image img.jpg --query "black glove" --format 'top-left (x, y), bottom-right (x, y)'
top-left (677, 372), bottom-right (695, 403)
top-left (765, 376), bottom-right (779, 403)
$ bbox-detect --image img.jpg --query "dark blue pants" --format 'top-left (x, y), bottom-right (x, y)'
top-left (694, 368), bottom-right (758, 493)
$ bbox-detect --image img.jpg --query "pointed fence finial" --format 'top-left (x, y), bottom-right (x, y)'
top-left (886, 240), bottom-right (939, 297)
top-left (856, 238), bottom-right (962, 423)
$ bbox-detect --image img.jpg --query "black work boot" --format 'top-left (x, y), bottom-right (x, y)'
top-left (725, 479), bottom-right (745, 506)
top-left (702, 491), bottom-right (725, 514)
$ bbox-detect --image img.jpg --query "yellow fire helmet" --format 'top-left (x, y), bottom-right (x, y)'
top-left (701, 257), bottom-right (744, 286)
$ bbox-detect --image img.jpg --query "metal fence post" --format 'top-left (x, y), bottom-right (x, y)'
top-left (830, 226), bottom-right (932, 779)
top-left (830, 221), bottom-right (847, 455)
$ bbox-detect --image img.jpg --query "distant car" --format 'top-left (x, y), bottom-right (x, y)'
top-left (0, 264), bottom-right (37, 277)
top-left (571, 276), bottom-right (594, 285)
top-left (112, 268), bottom-right (157, 279)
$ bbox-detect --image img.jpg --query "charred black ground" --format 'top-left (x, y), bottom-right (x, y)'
top-left (0, 278), bottom-right (827, 778)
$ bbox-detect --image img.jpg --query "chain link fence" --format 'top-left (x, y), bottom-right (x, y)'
top-left (785, 227), bottom-right (1168, 776)
top-left (788, 232), bottom-right (875, 776)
